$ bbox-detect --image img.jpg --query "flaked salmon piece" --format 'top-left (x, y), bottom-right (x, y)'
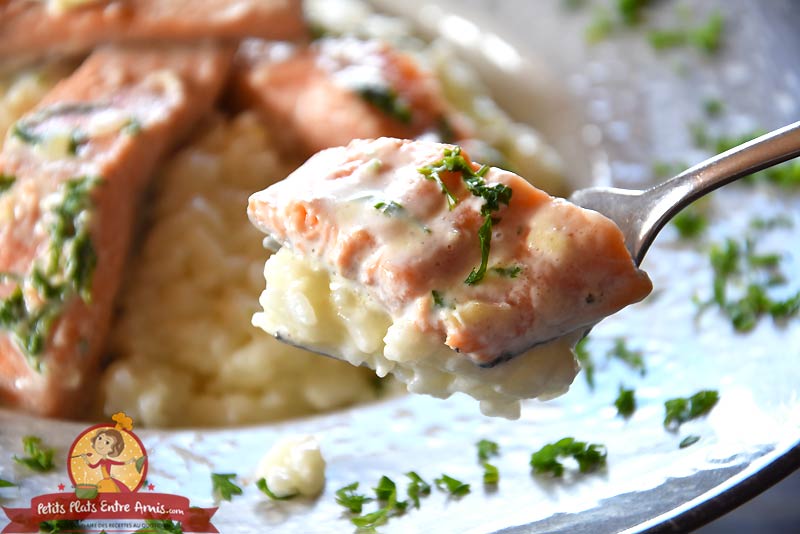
top-left (247, 138), bottom-right (652, 417)
top-left (0, 0), bottom-right (306, 61)
top-left (0, 43), bottom-right (232, 417)
top-left (233, 37), bottom-right (471, 158)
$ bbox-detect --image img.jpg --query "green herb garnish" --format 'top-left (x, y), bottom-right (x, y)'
top-left (13, 435), bottom-right (55, 472)
top-left (134, 519), bottom-right (183, 534)
top-left (482, 463), bottom-right (499, 485)
top-left (256, 477), bottom-right (297, 500)
top-left (357, 86), bottom-right (412, 124)
top-left (210, 473), bottom-right (242, 501)
top-left (39, 520), bottom-right (84, 533)
top-left (672, 201), bottom-right (708, 239)
top-left (431, 290), bottom-right (446, 308)
top-left (664, 390), bottom-right (719, 430)
top-left (617, 0), bottom-right (651, 25)
top-left (614, 386), bottom-right (636, 418)
top-left (648, 11), bottom-right (724, 54)
top-left (11, 122), bottom-right (43, 145)
top-left (679, 435), bottom-right (701, 449)
top-left (374, 200), bottom-right (404, 216)
top-left (607, 338), bottom-right (646, 375)
top-left (491, 265), bottom-right (522, 278)
top-left (0, 176), bottom-right (101, 369)
top-left (434, 474), bottom-right (470, 497)
top-left (476, 439), bottom-right (500, 462)
top-left (405, 472), bottom-right (430, 509)
top-left (703, 98), bottom-right (724, 117)
top-left (349, 476), bottom-right (407, 530)
top-left (530, 437), bottom-right (607, 477)
top-left (585, 8), bottom-right (614, 43)
top-left (0, 173), bottom-right (15, 194)
top-left (418, 147), bottom-right (510, 285)
top-left (574, 336), bottom-right (595, 389)
top-left (0, 478), bottom-right (15, 487)
top-left (335, 482), bottom-right (372, 514)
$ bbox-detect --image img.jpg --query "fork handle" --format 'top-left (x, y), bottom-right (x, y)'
top-left (634, 120), bottom-right (800, 264)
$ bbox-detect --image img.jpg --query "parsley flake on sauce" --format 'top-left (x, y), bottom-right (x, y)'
top-left (0, 175), bottom-right (102, 370)
top-left (530, 438), bottom-right (607, 477)
top-left (418, 147), bottom-right (512, 285)
top-left (13, 435), bottom-right (55, 472)
top-left (210, 473), bottom-right (243, 501)
top-left (0, 173), bottom-right (15, 194)
top-left (664, 390), bottom-right (719, 431)
top-left (256, 477), bottom-right (298, 500)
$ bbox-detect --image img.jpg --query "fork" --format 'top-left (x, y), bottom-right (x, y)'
top-left (569, 121), bottom-right (800, 266)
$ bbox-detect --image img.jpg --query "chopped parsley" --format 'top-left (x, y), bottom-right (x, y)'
top-left (256, 477), bottom-right (297, 500)
top-left (614, 386), bottom-right (636, 418)
top-left (530, 438), bottom-right (607, 477)
top-left (574, 336), bottom-right (595, 389)
top-left (349, 476), bottom-right (408, 530)
top-left (617, 0), bottom-right (651, 26)
top-left (210, 473), bottom-right (242, 501)
top-left (482, 462), bottom-right (499, 485)
top-left (476, 439), bottom-right (500, 462)
top-left (13, 435), bottom-right (55, 472)
top-left (0, 478), bottom-right (15, 487)
top-left (431, 290), bottom-right (446, 308)
top-left (664, 390), bottom-right (719, 430)
top-left (679, 435), bottom-right (701, 449)
top-left (703, 98), bottom-right (724, 117)
top-left (0, 173), bottom-right (15, 194)
top-left (374, 200), bottom-right (405, 216)
top-left (672, 200), bottom-right (709, 239)
top-left (39, 520), bottom-right (84, 533)
top-left (477, 439), bottom-right (501, 485)
top-left (648, 11), bottom-right (724, 54)
top-left (134, 520), bottom-right (182, 534)
top-left (607, 338), bottom-right (646, 375)
top-left (357, 86), bottom-right (412, 124)
top-left (702, 236), bottom-right (799, 331)
top-left (491, 265), bottom-right (522, 278)
top-left (405, 472), bottom-right (431, 509)
top-left (11, 122), bottom-right (43, 145)
top-left (0, 175), bottom-right (101, 369)
top-left (585, 8), bottom-right (615, 43)
top-left (434, 474), bottom-right (470, 497)
top-left (418, 147), bottom-right (511, 285)
top-left (335, 482), bottom-right (372, 514)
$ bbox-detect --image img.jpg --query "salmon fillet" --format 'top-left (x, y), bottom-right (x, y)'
top-left (248, 138), bottom-right (653, 366)
top-left (0, 0), bottom-right (306, 61)
top-left (0, 43), bottom-right (232, 417)
top-left (233, 37), bottom-right (471, 158)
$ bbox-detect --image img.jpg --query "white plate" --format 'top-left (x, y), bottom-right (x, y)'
top-left (2, 1), bottom-right (799, 533)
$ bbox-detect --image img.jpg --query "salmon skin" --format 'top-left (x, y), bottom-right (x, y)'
top-left (248, 137), bottom-right (653, 366)
top-left (0, 44), bottom-right (232, 417)
top-left (234, 37), bottom-right (470, 158)
top-left (0, 0), bottom-right (306, 61)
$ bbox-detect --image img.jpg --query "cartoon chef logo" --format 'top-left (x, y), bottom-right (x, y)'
top-left (67, 412), bottom-right (147, 498)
